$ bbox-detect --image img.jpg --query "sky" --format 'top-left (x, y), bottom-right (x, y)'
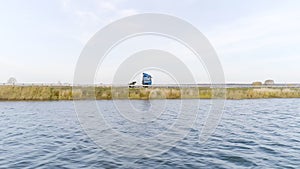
top-left (0, 0), bottom-right (300, 84)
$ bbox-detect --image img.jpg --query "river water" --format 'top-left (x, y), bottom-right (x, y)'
top-left (0, 99), bottom-right (299, 168)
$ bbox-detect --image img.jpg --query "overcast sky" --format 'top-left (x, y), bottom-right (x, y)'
top-left (0, 0), bottom-right (300, 84)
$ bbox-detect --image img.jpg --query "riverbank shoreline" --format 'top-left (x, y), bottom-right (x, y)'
top-left (1, 85), bottom-right (300, 101)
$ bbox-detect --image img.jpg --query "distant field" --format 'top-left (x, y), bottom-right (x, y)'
top-left (0, 85), bottom-right (300, 100)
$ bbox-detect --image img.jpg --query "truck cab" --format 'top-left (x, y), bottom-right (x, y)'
top-left (142, 73), bottom-right (152, 85)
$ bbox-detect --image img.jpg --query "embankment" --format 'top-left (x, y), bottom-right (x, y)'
top-left (0, 85), bottom-right (300, 100)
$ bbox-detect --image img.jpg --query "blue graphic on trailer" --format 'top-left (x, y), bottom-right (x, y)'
top-left (142, 73), bottom-right (152, 85)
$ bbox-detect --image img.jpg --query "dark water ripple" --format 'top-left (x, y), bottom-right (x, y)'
top-left (0, 99), bottom-right (299, 168)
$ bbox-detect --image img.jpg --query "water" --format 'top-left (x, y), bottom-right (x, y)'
top-left (0, 99), bottom-right (299, 168)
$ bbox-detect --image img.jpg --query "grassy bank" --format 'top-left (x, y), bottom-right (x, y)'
top-left (0, 85), bottom-right (300, 100)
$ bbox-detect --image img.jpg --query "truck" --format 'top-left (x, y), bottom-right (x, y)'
top-left (129, 73), bottom-right (152, 88)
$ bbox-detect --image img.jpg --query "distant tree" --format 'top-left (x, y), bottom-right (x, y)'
top-left (252, 81), bottom-right (262, 86)
top-left (7, 77), bottom-right (17, 85)
top-left (264, 79), bottom-right (275, 85)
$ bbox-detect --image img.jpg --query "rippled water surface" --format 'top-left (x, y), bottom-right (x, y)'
top-left (0, 99), bottom-right (299, 168)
